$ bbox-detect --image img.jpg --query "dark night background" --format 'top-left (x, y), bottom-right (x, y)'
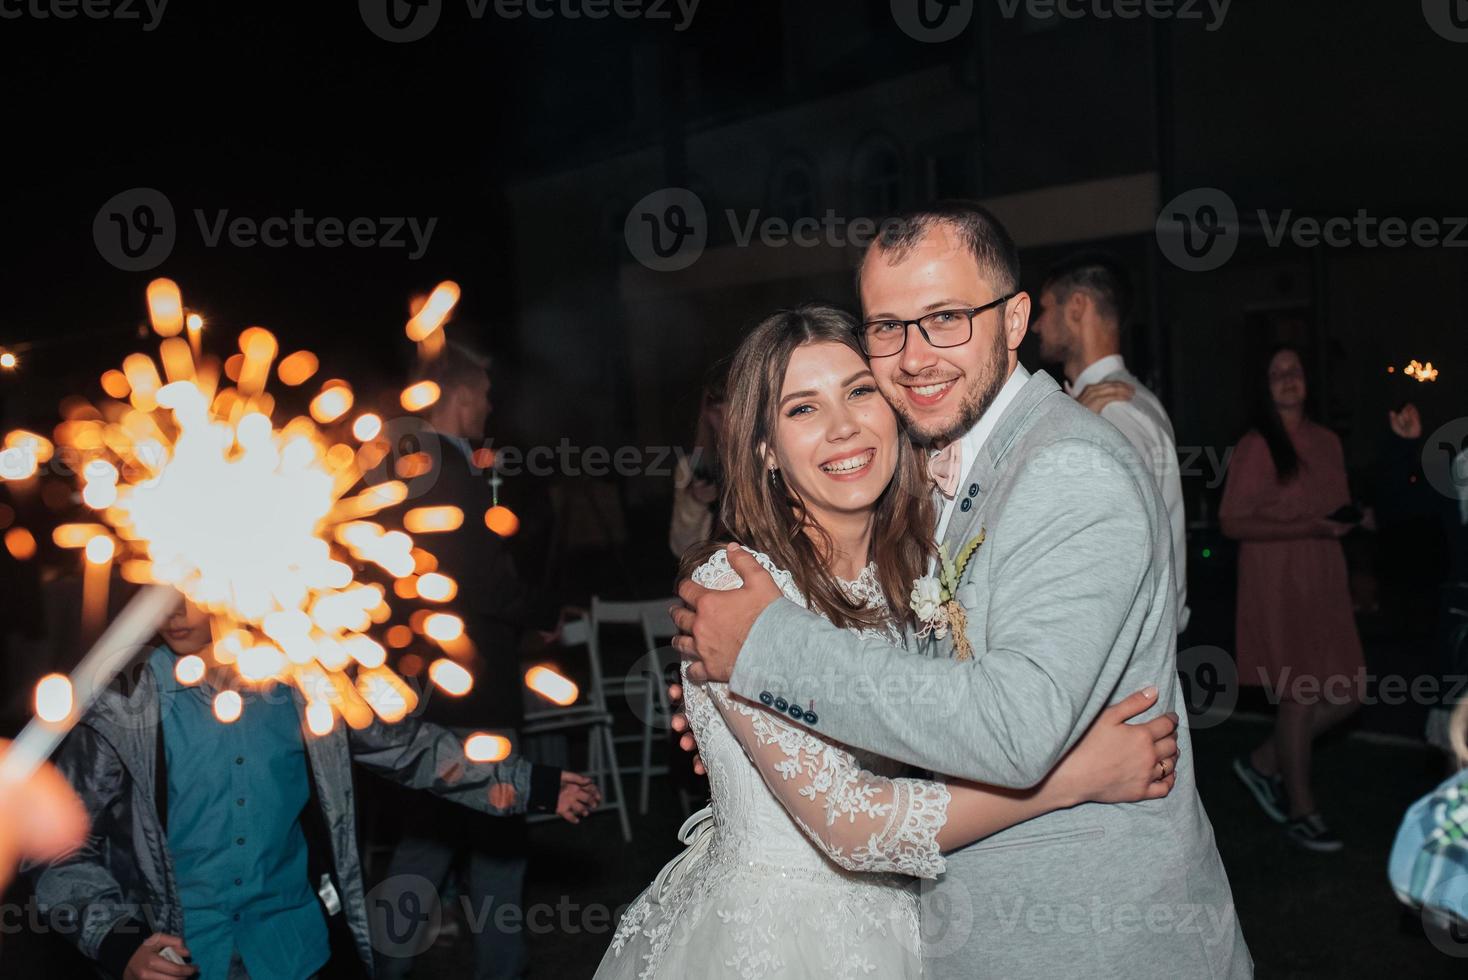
top-left (2, 1), bottom-right (1468, 977)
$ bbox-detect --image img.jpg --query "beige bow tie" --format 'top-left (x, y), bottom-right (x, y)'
top-left (928, 442), bottom-right (962, 499)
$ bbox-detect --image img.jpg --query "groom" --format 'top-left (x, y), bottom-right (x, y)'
top-left (675, 202), bottom-right (1250, 978)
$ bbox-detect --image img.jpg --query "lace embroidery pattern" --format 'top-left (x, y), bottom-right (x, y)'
top-left (713, 689), bottom-right (949, 879)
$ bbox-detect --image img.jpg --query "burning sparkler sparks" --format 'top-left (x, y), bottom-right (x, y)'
top-left (0, 278), bottom-right (560, 792)
top-left (0, 280), bottom-right (524, 777)
top-left (1404, 359), bottom-right (1440, 383)
top-left (464, 732), bottom-right (512, 763)
top-left (526, 665), bottom-right (579, 707)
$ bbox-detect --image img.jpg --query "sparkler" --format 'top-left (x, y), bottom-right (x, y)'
top-left (0, 278), bottom-right (556, 789)
top-left (526, 665), bottom-right (579, 707)
top-left (464, 732), bottom-right (512, 763)
top-left (1405, 359), bottom-right (1440, 383)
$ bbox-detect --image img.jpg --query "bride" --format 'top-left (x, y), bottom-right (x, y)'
top-left (596, 305), bottom-right (1179, 979)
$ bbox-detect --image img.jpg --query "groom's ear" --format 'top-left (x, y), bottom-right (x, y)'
top-left (1004, 291), bottom-right (1032, 352)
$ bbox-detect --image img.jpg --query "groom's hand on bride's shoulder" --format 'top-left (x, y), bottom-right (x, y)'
top-left (671, 544), bottom-right (783, 685)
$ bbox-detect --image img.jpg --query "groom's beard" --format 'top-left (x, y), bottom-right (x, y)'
top-left (891, 326), bottom-right (1009, 448)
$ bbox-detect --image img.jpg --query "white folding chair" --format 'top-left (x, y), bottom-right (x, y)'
top-left (523, 616), bottom-right (632, 842)
top-left (592, 597), bottom-right (679, 815)
top-left (642, 611), bottom-right (695, 818)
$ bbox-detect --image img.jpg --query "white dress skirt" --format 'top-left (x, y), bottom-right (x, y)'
top-left (595, 549), bottom-right (951, 979)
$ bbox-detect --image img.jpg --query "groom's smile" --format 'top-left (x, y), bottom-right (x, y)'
top-left (897, 374), bottom-right (960, 409)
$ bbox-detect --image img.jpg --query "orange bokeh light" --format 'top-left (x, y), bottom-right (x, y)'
top-left (278, 350), bottom-right (320, 387)
top-left (485, 506), bottom-right (519, 537)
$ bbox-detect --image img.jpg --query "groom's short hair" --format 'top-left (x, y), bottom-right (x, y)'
top-left (861, 201), bottom-right (1022, 295)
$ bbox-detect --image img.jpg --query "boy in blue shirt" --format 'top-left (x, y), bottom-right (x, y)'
top-left (30, 600), bottom-right (598, 979)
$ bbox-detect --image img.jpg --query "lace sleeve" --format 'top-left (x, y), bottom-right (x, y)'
top-left (690, 546), bottom-right (788, 594)
top-left (709, 687), bottom-right (950, 879)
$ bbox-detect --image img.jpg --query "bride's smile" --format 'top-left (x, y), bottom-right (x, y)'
top-left (818, 447), bottom-right (876, 478)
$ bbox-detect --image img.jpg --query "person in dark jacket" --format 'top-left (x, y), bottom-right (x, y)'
top-left (376, 340), bottom-right (542, 980)
top-left (1378, 401), bottom-right (1468, 760)
top-left (27, 598), bottom-right (599, 980)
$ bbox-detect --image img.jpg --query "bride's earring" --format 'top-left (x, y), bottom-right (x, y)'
top-left (768, 465), bottom-right (780, 487)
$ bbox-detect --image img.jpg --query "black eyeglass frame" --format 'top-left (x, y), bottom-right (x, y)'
top-left (857, 292), bottom-right (1018, 358)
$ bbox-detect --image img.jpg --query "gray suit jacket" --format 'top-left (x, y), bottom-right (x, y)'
top-left (729, 370), bottom-right (1250, 979)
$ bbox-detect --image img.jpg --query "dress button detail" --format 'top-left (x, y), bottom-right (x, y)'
top-left (773, 697), bottom-right (788, 712)
top-left (960, 498), bottom-right (972, 513)
top-left (759, 691), bottom-right (774, 706)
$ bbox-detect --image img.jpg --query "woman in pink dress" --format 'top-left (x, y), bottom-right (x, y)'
top-left (1220, 346), bottom-right (1364, 853)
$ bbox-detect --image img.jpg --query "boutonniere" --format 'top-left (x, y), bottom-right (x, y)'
top-left (909, 529), bottom-right (985, 661)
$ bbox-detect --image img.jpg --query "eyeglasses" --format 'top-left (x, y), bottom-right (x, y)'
top-left (858, 293), bottom-right (1017, 358)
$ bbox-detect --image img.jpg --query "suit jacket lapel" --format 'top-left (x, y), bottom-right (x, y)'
top-left (939, 370), bottom-right (1063, 561)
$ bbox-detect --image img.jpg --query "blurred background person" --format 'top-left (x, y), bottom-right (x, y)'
top-left (1221, 345), bottom-right (1365, 853)
top-left (1032, 252), bottom-right (1189, 633)
top-left (378, 339), bottom-right (540, 980)
top-left (667, 369), bottom-right (728, 560)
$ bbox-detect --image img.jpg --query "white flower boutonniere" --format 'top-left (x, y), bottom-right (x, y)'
top-left (910, 528), bottom-right (985, 661)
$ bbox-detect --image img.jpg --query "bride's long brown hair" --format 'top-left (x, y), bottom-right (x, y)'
top-left (683, 304), bottom-right (934, 630)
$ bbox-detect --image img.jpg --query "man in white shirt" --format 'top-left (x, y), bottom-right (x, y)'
top-left (1032, 253), bottom-right (1190, 632)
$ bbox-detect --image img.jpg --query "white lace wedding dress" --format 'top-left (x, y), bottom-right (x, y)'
top-left (596, 549), bottom-right (952, 979)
